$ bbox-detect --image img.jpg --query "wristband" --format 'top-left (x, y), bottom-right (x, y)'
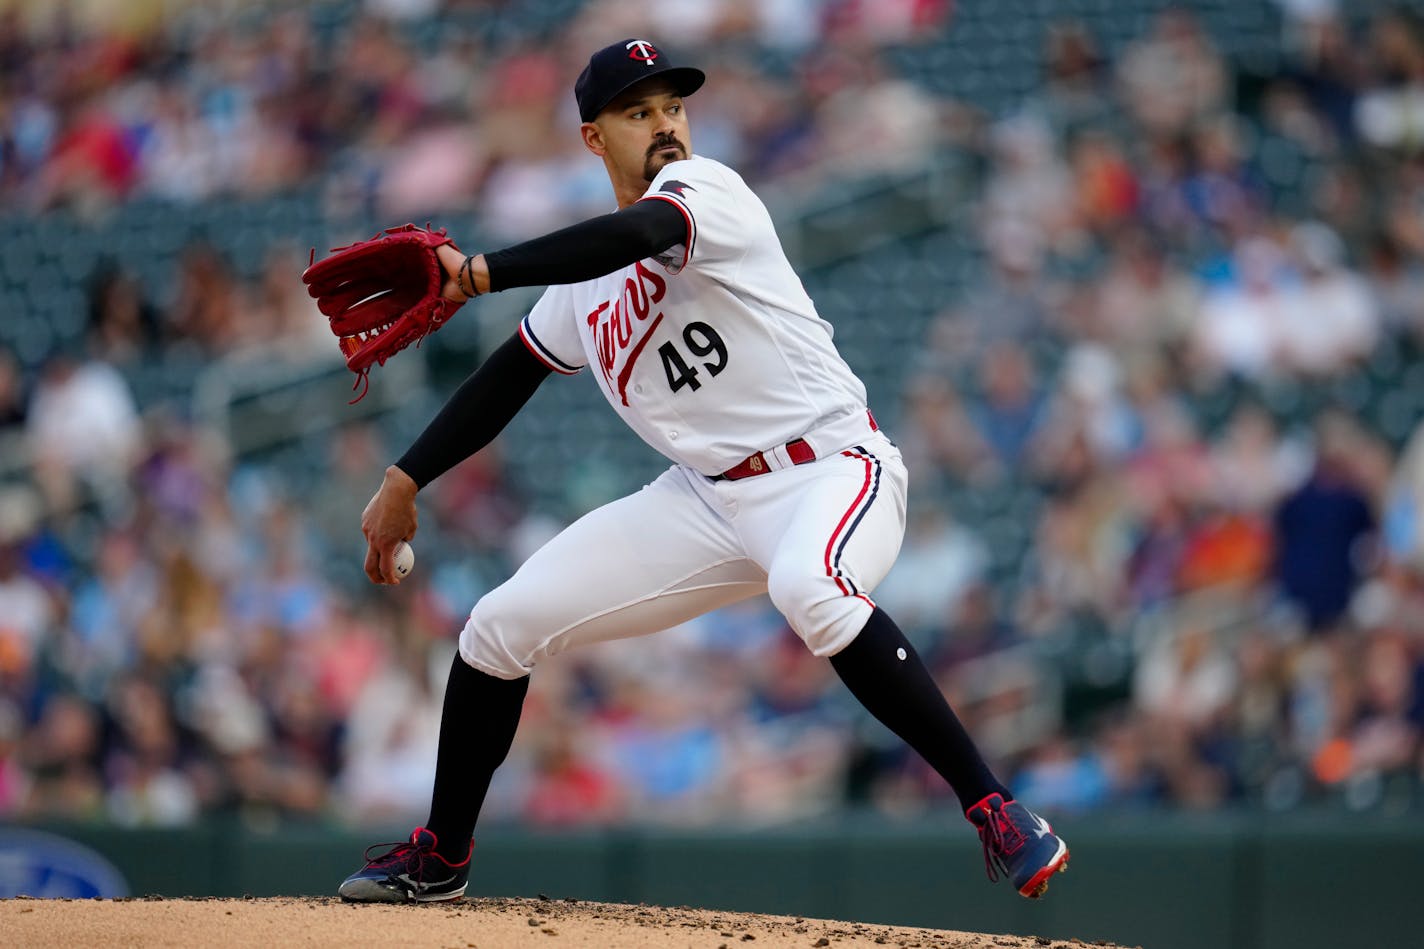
top-left (458, 254), bottom-right (480, 298)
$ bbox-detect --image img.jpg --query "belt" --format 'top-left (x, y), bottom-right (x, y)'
top-left (712, 410), bottom-right (879, 482)
top-left (713, 438), bottom-right (816, 481)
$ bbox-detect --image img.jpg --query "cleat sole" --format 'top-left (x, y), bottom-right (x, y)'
top-left (1018, 844), bottom-right (1070, 900)
top-left (1024, 858), bottom-right (1070, 898)
top-left (338, 879), bottom-right (466, 904)
top-left (339, 879), bottom-right (415, 904)
top-left (413, 886), bottom-right (467, 903)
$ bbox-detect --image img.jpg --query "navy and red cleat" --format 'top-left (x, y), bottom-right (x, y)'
top-left (338, 827), bottom-right (470, 903)
top-left (966, 793), bottom-right (1070, 899)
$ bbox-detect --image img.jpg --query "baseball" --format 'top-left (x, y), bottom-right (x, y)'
top-left (393, 541), bottom-right (415, 578)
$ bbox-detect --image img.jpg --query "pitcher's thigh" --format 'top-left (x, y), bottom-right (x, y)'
top-left (764, 440), bottom-right (908, 656)
top-left (461, 469), bottom-right (765, 678)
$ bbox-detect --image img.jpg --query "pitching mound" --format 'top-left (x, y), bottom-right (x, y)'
top-left (4, 895), bottom-right (1127, 948)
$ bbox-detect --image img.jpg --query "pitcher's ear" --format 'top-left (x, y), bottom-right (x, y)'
top-left (580, 121), bottom-right (606, 156)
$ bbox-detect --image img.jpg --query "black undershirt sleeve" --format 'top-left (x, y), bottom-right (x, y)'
top-left (396, 201), bottom-right (684, 488)
top-left (394, 333), bottom-right (552, 490)
top-left (483, 197), bottom-right (687, 291)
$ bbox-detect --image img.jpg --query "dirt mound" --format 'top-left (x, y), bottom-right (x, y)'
top-left (2, 895), bottom-right (1130, 948)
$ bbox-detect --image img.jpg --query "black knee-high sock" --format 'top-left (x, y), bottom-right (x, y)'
top-left (829, 607), bottom-right (1011, 812)
top-left (425, 651), bottom-right (529, 862)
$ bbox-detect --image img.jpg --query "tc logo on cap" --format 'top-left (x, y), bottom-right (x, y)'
top-left (626, 40), bottom-right (659, 64)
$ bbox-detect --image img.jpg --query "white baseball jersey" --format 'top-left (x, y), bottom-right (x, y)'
top-left (465, 156), bottom-right (907, 678)
top-left (517, 155), bottom-right (869, 476)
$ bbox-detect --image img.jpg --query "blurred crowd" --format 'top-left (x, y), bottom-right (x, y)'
top-left (4, 0), bottom-right (1424, 832)
top-left (884, 0), bottom-right (1424, 817)
top-left (0, 0), bottom-right (950, 237)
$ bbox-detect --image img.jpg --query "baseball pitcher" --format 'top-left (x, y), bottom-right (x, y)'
top-left (304, 38), bottom-right (1069, 905)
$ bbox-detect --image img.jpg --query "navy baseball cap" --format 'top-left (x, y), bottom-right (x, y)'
top-left (575, 39), bottom-right (705, 122)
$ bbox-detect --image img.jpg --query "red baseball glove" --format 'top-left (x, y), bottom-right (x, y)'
top-left (302, 224), bottom-right (466, 400)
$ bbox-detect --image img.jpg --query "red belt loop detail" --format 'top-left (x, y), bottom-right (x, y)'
top-left (718, 437), bottom-right (815, 481)
top-left (715, 409), bottom-right (877, 481)
top-left (786, 438), bottom-right (816, 465)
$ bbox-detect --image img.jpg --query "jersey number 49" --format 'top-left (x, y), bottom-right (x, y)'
top-left (659, 321), bottom-right (728, 393)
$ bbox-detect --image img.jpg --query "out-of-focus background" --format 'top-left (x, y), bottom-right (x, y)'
top-left (2, 0), bottom-right (1423, 945)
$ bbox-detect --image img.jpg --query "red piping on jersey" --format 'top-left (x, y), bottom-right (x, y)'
top-left (615, 312), bottom-right (664, 405)
top-left (639, 193), bottom-right (695, 266)
top-left (824, 450), bottom-right (875, 598)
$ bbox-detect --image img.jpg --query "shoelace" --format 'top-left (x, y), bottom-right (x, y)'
top-left (361, 838), bottom-right (427, 876)
top-left (975, 809), bottom-right (1007, 883)
top-left (968, 803), bottom-right (1025, 883)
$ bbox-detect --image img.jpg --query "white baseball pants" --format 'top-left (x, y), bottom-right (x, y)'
top-left (460, 431), bottom-right (907, 679)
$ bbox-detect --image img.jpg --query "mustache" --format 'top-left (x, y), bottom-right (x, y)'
top-left (648, 136), bottom-right (685, 156)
